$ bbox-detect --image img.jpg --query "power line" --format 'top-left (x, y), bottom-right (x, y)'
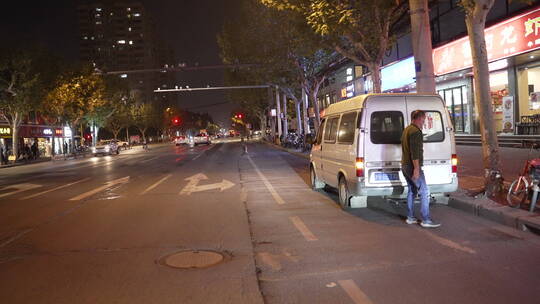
top-left (97, 64), bottom-right (258, 75)
top-left (154, 85), bottom-right (269, 93)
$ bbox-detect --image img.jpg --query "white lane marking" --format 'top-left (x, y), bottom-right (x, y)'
top-left (0, 229), bottom-right (33, 248)
top-left (140, 174), bottom-right (172, 195)
top-left (20, 178), bottom-right (91, 200)
top-left (193, 153), bottom-right (203, 161)
top-left (69, 176), bottom-right (130, 201)
top-left (179, 173), bottom-right (235, 195)
top-left (246, 155), bottom-right (285, 205)
top-left (422, 230), bottom-right (476, 254)
top-left (140, 156), bottom-right (160, 163)
top-left (289, 216), bottom-right (318, 241)
top-left (0, 183), bottom-right (42, 198)
top-left (338, 280), bottom-right (374, 304)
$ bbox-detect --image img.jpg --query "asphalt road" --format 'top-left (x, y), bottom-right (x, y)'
top-left (0, 141), bottom-right (539, 304)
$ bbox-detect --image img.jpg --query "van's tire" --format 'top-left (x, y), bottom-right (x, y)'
top-left (338, 176), bottom-right (351, 210)
top-left (310, 166), bottom-right (325, 190)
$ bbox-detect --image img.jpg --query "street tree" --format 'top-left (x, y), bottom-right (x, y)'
top-left (457, 0), bottom-right (502, 196)
top-left (46, 66), bottom-right (107, 151)
top-left (0, 50), bottom-right (46, 160)
top-left (129, 102), bottom-right (160, 143)
top-left (261, 0), bottom-right (408, 93)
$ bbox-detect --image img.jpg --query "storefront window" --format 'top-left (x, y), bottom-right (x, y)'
top-left (489, 70), bottom-right (509, 132)
top-left (438, 86), bottom-right (469, 133)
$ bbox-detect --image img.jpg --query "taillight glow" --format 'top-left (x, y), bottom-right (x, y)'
top-left (356, 157), bottom-right (364, 177)
top-left (451, 154), bottom-right (458, 173)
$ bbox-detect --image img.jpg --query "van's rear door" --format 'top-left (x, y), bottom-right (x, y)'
top-left (405, 95), bottom-right (453, 185)
top-left (363, 96), bottom-right (408, 188)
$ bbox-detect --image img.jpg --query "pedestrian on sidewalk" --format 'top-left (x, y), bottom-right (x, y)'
top-left (401, 110), bottom-right (440, 228)
top-left (31, 141), bottom-right (39, 160)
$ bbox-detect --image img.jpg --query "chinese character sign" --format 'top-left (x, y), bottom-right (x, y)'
top-left (433, 8), bottom-right (540, 75)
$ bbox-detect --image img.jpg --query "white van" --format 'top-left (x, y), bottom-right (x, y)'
top-left (309, 94), bottom-right (458, 209)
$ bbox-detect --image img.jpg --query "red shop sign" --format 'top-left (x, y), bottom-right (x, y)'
top-left (433, 7), bottom-right (540, 75)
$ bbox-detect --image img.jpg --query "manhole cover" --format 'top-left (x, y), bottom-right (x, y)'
top-left (162, 250), bottom-right (225, 269)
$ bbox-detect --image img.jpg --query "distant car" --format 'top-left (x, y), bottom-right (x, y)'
top-left (174, 135), bottom-right (188, 146)
top-left (194, 133), bottom-right (211, 145)
top-left (92, 140), bottom-right (119, 156)
top-left (114, 139), bottom-right (129, 150)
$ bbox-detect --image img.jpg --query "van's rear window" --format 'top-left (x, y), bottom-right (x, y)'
top-left (370, 111), bottom-right (404, 144)
top-left (422, 111), bottom-right (445, 142)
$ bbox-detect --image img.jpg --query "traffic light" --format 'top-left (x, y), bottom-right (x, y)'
top-left (172, 117), bottom-right (181, 126)
top-left (238, 114), bottom-right (243, 119)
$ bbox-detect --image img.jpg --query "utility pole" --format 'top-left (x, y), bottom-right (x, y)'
top-left (409, 0), bottom-right (436, 93)
top-left (282, 93), bottom-right (288, 137)
top-left (268, 87), bottom-right (276, 140)
top-left (275, 86), bottom-right (282, 141)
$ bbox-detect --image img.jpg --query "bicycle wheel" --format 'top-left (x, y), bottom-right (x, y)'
top-left (507, 178), bottom-right (528, 208)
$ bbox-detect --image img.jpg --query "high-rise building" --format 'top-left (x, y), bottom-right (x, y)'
top-left (77, 1), bottom-right (175, 104)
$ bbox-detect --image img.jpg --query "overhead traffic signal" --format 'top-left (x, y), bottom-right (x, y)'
top-left (172, 117), bottom-right (181, 126)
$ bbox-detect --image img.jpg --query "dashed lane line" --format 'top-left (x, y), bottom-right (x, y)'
top-left (20, 177), bottom-right (91, 200)
top-left (246, 155), bottom-right (285, 205)
top-left (140, 174), bottom-right (172, 195)
top-left (338, 280), bottom-right (374, 304)
top-left (289, 216), bottom-right (318, 241)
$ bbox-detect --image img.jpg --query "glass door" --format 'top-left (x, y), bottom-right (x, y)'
top-left (439, 86), bottom-right (468, 133)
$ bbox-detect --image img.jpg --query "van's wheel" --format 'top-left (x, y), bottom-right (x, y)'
top-left (310, 166), bottom-right (325, 190)
top-left (338, 176), bottom-right (351, 210)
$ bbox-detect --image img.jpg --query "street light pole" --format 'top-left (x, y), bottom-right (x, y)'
top-left (275, 86), bottom-right (282, 141)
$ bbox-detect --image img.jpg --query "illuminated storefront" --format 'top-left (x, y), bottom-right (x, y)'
top-left (432, 6), bottom-right (540, 134)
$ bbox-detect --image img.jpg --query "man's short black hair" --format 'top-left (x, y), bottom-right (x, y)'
top-left (411, 110), bottom-right (426, 121)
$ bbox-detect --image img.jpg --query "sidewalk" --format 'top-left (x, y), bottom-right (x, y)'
top-left (262, 140), bottom-right (540, 234)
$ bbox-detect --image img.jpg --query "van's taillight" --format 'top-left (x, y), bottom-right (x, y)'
top-left (451, 154), bottom-right (458, 173)
top-left (356, 157), bottom-right (365, 177)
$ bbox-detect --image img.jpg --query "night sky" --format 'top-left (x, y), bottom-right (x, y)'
top-left (0, 0), bottom-right (237, 127)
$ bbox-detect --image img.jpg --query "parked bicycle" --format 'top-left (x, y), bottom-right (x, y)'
top-left (507, 141), bottom-right (540, 212)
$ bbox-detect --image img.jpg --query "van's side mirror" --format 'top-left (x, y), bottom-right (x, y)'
top-left (305, 133), bottom-right (315, 145)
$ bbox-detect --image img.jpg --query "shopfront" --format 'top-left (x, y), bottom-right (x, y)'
top-left (432, 6), bottom-right (540, 134)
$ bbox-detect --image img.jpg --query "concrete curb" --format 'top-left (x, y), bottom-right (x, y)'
top-left (448, 192), bottom-right (540, 233)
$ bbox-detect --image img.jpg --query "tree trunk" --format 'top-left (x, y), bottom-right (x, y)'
top-left (282, 93), bottom-right (288, 137)
top-left (295, 99), bottom-right (303, 135)
top-left (302, 88), bottom-right (310, 134)
top-left (10, 116), bottom-right (20, 163)
top-left (409, 0), bottom-right (436, 93)
top-left (126, 127), bottom-right (130, 143)
top-left (464, 0), bottom-right (501, 196)
top-left (309, 79), bottom-right (323, 132)
top-left (368, 63), bottom-right (382, 93)
top-left (113, 129), bottom-right (120, 140)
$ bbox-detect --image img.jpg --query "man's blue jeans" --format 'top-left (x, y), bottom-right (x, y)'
top-left (402, 165), bottom-right (431, 221)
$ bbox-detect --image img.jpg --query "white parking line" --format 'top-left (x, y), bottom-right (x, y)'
top-left (246, 155), bottom-right (285, 205)
top-left (20, 178), bottom-right (91, 200)
top-left (140, 174), bottom-right (172, 195)
top-left (422, 230), bottom-right (476, 254)
top-left (338, 280), bottom-right (373, 304)
top-left (289, 216), bottom-right (318, 241)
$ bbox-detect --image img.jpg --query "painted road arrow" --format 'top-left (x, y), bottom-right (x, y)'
top-left (69, 176), bottom-right (130, 201)
top-left (0, 183), bottom-right (42, 198)
top-left (179, 173), bottom-right (235, 195)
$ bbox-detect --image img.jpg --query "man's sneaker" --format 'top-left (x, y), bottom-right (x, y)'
top-left (406, 217), bottom-right (419, 224)
top-left (420, 220), bottom-right (441, 228)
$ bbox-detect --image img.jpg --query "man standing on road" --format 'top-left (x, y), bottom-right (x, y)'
top-left (401, 110), bottom-right (440, 228)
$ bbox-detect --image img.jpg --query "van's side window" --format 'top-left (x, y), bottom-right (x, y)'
top-left (324, 117), bottom-right (339, 143)
top-left (370, 111), bottom-right (404, 144)
top-left (316, 119), bottom-right (326, 145)
top-left (337, 112), bottom-right (357, 144)
top-left (422, 111), bottom-right (445, 142)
